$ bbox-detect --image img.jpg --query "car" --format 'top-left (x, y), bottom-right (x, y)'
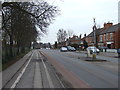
top-left (67, 46), bottom-right (76, 51)
top-left (46, 47), bottom-right (50, 49)
top-left (70, 47), bottom-right (76, 51)
top-left (117, 48), bottom-right (120, 58)
top-left (67, 46), bottom-right (72, 51)
top-left (60, 47), bottom-right (68, 52)
top-left (98, 46), bottom-right (108, 52)
top-left (87, 46), bottom-right (100, 54)
top-left (98, 46), bottom-right (108, 49)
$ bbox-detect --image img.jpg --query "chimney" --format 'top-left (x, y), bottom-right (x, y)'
top-left (104, 22), bottom-right (113, 29)
top-left (79, 34), bottom-right (82, 39)
top-left (84, 34), bottom-right (86, 37)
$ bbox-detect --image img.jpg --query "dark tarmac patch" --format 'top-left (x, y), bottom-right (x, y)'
top-left (113, 56), bottom-right (120, 58)
top-left (85, 59), bottom-right (107, 62)
top-left (78, 57), bottom-right (107, 62)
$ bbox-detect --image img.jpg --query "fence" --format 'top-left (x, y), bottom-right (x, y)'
top-left (2, 45), bottom-right (30, 64)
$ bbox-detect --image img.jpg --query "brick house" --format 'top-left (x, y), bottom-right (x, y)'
top-left (85, 28), bottom-right (101, 47)
top-left (57, 41), bottom-right (66, 48)
top-left (84, 22), bottom-right (120, 49)
top-left (66, 35), bottom-right (81, 46)
top-left (98, 23), bottom-right (120, 49)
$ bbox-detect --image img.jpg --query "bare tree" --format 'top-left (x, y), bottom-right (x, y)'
top-left (67, 29), bottom-right (74, 38)
top-left (57, 29), bottom-right (67, 43)
top-left (2, 1), bottom-right (59, 56)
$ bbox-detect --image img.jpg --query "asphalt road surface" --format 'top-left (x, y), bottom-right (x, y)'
top-left (2, 49), bottom-right (119, 89)
top-left (40, 49), bottom-right (118, 88)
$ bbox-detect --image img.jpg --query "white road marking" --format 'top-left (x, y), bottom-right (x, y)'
top-left (11, 52), bottom-right (34, 88)
top-left (39, 52), bottom-right (54, 88)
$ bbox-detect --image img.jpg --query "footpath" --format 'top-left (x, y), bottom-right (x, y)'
top-left (2, 51), bottom-right (32, 88)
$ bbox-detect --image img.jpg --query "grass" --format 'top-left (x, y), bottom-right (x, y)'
top-left (2, 51), bottom-right (30, 71)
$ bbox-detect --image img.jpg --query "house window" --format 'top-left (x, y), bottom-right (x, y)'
top-left (104, 34), bottom-right (106, 41)
top-left (110, 33), bottom-right (113, 40)
top-left (99, 35), bottom-right (103, 42)
top-left (106, 33), bottom-right (108, 40)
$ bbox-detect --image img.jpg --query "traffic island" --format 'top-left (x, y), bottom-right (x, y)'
top-left (84, 57), bottom-right (107, 62)
top-left (78, 56), bottom-right (107, 62)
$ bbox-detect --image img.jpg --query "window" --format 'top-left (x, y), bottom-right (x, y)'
top-left (104, 34), bottom-right (106, 41)
top-left (110, 33), bottom-right (113, 40)
top-left (99, 35), bottom-right (103, 42)
top-left (106, 33), bottom-right (108, 40)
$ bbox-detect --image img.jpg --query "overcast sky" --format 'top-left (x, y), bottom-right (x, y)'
top-left (40, 0), bottom-right (119, 44)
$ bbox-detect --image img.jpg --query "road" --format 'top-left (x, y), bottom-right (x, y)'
top-left (2, 49), bottom-right (119, 89)
top-left (40, 49), bottom-right (118, 88)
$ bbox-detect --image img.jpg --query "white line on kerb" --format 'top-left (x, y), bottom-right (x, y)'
top-left (39, 52), bottom-right (54, 88)
top-left (11, 52), bottom-right (34, 88)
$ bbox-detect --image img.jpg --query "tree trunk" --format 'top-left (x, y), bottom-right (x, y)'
top-left (9, 35), bottom-right (13, 57)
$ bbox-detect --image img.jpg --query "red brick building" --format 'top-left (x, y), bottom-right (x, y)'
top-left (84, 22), bottom-right (120, 49)
top-left (66, 35), bottom-right (81, 45)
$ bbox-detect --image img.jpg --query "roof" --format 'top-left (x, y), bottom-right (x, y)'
top-left (100, 23), bottom-right (120, 34)
top-left (87, 28), bottom-right (101, 37)
top-left (86, 23), bottom-right (120, 37)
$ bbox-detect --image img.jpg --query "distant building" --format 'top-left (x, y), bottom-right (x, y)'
top-left (66, 35), bottom-right (81, 45)
top-left (83, 22), bottom-right (120, 49)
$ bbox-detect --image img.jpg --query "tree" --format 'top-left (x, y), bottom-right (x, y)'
top-left (57, 29), bottom-right (67, 43)
top-left (54, 41), bottom-right (58, 49)
top-left (67, 29), bottom-right (74, 38)
top-left (83, 40), bottom-right (88, 49)
top-left (2, 1), bottom-right (59, 57)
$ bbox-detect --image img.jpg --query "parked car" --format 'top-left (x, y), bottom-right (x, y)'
top-left (46, 47), bottom-right (50, 49)
top-left (67, 46), bottom-right (72, 51)
top-left (60, 47), bottom-right (68, 52)
top-left (70, 47), bottom-right (76, 51)
top-left (87, 46), bottom-right (100, 54)
top-left (67, 46), bottom-right (76, 51)
top-left (98, 46), bottom-right (108, 49)
top-left (98, 46), bottom-right (108, 52)
top-left (117, 48), bottom-right (120, 58)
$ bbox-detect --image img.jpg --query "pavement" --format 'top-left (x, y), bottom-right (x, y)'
top-left (2, 51), bottom-right (32, 88)
top-left (2, 50), bottom-right (65, 88)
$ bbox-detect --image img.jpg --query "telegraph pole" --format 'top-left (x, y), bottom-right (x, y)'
top-left (93, 18), bottom-right (97, 47)
top-left (92, 18), bottom-right (97, 59)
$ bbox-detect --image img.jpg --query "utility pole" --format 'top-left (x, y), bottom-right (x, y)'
top-left (93, 18), bottom-right (97, 47)
top-left (92, 18), bottom-right (97, 59)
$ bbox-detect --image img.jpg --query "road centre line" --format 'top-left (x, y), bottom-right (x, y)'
top-left (11, 51), bottom-right (34, 88)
